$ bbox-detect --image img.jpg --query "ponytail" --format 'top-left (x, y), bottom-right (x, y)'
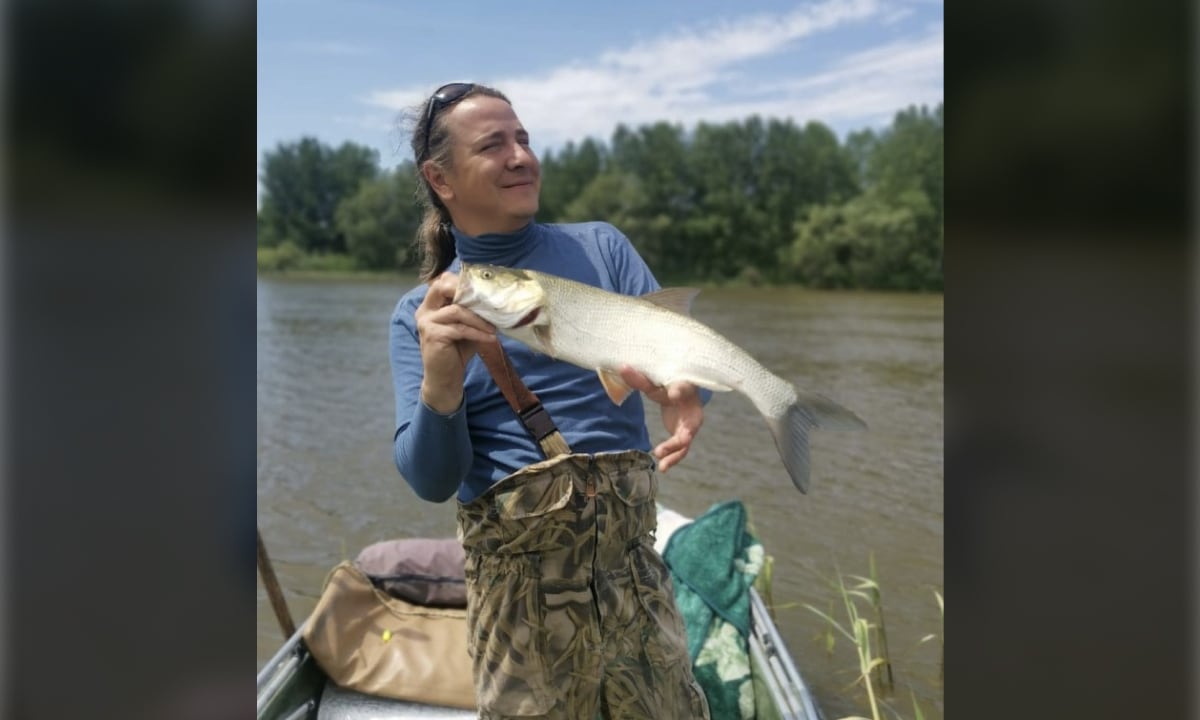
top-left (415, 199), bottom-right (456, 281)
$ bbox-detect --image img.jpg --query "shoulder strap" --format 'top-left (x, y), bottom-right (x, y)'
top-left (476, 342), bottom-right (571, 459)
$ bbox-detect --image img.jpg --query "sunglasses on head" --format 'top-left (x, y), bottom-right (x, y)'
top-left (422, 82), bottom-right (476, 159)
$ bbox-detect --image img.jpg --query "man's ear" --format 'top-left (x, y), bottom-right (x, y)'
top-left (421, 161), bottom-right (454, 203)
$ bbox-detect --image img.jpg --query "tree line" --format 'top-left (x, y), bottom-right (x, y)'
top-left (257, 103), bottom-right (942, 291)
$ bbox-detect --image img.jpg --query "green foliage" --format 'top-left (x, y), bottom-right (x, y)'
top-left (866, 105), bottom-right (943, 222)
top-left (685, 118), bottom-right (766, 279)
top-left (561, 171), bottom-right (643, 223)
top-left (335, 163), bottom-right (423, 270)
top-left (256, 243), bottom-right (358, 273)
top-left (258, 137), bottom-right (379, 253)
top-left (257, 103), bottom-right (943, 289)
top-left (844, 128), bottom-right (879, 188)
top-left (292, 251), bottom-right (358, 273)
top-left (256, 241), bottom-right (303, 272)
top-left (604, 122), bottom-right (697, 279)
top-left (539, 138), bottom-right (608, 222)
top-left (783, 188), bottom-right (942, 291)
top-left (780, 105), bottom-right (942, 291)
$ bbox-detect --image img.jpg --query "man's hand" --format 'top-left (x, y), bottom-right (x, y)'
top-left (619, 366), bottom-right (704, 473)
top-left (414, 272), bottom-right (497, 413)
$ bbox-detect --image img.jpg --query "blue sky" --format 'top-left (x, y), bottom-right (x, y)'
top-left (258, 0), bottom-right (942, 184)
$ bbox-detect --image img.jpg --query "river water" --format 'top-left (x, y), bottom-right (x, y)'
top-left (257, 275), bottom-right (944, 720)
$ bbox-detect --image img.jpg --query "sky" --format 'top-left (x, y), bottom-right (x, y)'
top-left (257, 0), bottom-right (942, 188)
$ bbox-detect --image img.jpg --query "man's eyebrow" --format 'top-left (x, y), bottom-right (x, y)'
top-left (471, 127), bottom-right (529, 146)
top-left (472, 129), bottom-right (506, 145)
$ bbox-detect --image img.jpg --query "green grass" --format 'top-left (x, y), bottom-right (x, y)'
top-left (256, 246), bottom-right (423, 282)
top-left (257, 244), bottom-right (362, 273)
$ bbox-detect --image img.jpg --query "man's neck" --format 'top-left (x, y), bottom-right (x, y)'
top-left (452, 217), bottom-right (534, 238)
top-left (451, 221), bottom-right (539, 265)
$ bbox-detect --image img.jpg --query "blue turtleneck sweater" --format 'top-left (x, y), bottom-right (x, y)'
top-left (390, 221), bottom-right (665, 503)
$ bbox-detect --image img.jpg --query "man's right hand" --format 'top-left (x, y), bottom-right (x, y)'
top-left (414, 271), bottom-right (497, 413)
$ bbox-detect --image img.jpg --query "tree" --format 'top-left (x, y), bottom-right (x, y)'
top-left (539, 138), bottom-right (606, 222)
top-left (254, 100), bottom-right (943, 289)
top-left (607, 122), bottom-right (695, 278)
top-left (783, 188), bottom-right (941, 291)
top-left (258, 137), bottom-right (379, 253)
top-left (687, 118), bottom-right (768, 279)
top-left (561, 171), bottom-right (642, 224)
top-left (843, 128), bottom-right (878, 189)
top-left (335, 162), bottom-right (423, 270)
top-left (865, 104), bottom-right (943, 232)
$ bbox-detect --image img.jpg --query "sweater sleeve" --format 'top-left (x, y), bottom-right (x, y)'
top-left (390, 299), bottom-right (473, 502)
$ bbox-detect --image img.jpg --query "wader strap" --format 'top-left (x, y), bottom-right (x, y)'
top-left (477, 341), bottom-right (572, 459)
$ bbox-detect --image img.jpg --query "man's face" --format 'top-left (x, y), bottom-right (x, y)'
top-left (434, 96), bottom-right (541, 235)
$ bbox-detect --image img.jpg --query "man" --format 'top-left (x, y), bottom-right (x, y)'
top-left (390, 82), bottom-right (710, 719)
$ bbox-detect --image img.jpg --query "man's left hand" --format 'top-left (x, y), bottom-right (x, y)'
top-left (619, 366), bottom-right (704, 474)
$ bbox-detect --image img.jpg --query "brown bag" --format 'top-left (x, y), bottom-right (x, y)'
top-left (302, 561), bottom-right (476, 709)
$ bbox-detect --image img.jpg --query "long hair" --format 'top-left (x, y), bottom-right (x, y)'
top-left (409, 84), bottom-right (511, 281)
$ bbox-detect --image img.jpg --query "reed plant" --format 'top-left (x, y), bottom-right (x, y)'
top-left (754, 549), bottom-right (778, 613)
top-left (921, 590), bottom-right (943, 684)
top-left (803, 563), bottom-right (943, 720)
top-left (804, 571), bottom-right (885, 720)
top-left (864, 553), bottom-right (895, 693)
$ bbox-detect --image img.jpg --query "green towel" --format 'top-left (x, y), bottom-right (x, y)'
top-left (662, 501), bottom-right (765, 720)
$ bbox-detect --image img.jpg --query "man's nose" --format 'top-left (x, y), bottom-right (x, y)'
top-left (507, 142), bottom-right (536, 169)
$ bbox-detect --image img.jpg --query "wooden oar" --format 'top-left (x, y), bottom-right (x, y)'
top-left (257, 527), bottom-right (297, 638)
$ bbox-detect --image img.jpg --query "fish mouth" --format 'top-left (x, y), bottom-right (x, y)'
top-left (511, 307), bottom-right (540, 328)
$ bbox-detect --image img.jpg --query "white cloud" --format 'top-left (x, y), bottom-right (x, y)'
top-left (882, 6), bottom-right (916, 24)
top-left (361, 0), bottom-right (941, 151)
top-left (755, 21), bottom-right (943, 125)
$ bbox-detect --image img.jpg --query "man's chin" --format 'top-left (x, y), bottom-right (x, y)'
top-left (493, 210), bottom-right (536, 232)
top-left (508, 204), bottom-right (539, 222)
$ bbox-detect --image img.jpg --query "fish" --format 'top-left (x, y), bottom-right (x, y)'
top-left (453, 263), bottom-right (866, 493)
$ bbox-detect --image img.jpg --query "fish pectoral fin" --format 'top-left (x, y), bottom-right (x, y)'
top-left (640, 288), bottom-right (701, 316)
top-left (533, 325), bottom-right (554, 355)
top-left (597, 369), bottom-right (634, 406)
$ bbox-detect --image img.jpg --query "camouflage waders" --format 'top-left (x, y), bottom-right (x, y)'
top-left (457, 450), bottom-right (710, 720)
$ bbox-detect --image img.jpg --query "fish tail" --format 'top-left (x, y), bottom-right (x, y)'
top-left (766, 391), bottom-right (867, 494)
top-left (794, 390), bottom-right (868, 431)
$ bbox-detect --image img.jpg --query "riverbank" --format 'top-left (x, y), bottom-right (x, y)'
top-left (258, 269), bottom-right (417, 283)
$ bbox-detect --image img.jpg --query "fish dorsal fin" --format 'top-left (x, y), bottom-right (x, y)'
top-left (640, 288), bottom-right (700, 316)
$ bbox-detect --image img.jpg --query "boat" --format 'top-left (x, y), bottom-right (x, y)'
top-left (256, 505), bottom-right (825, 720)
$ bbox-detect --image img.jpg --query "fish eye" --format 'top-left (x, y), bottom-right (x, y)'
top-left (481, 270), bottom-right (493, 280)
